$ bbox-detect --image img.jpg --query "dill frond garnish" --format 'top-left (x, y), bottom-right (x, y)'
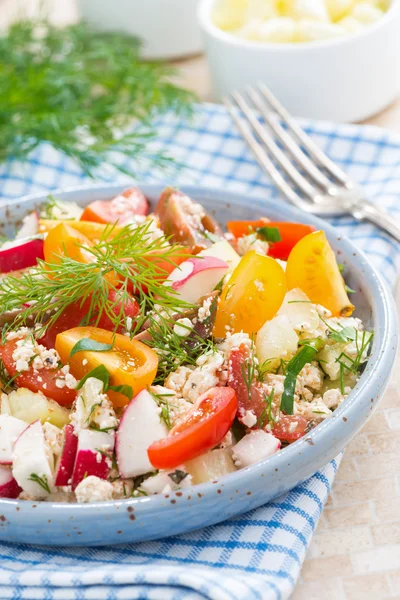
top-left (257, 388), bottom-right (277, 429)
top-left (28, 473), bottom-right (51, 494)
top-left (0, 222), bottom-right (192, 337)
top-left (0, 19), bottom-right (195, 177)
top-left (148, 389), bottom-right (177, 429)
top-left (336, 329), bottom-right (374, 393)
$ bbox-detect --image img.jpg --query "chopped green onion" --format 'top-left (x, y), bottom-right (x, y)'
top-left (281, 341), bottom-right (321, 414)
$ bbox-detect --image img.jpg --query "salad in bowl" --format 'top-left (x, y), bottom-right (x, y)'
top-left (0, 187), bottom-right (372, 504)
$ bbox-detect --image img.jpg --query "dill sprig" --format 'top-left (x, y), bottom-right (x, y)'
top-left (147, 313), bottom-right (217, 385)
top-left (0, 19), bottom-right (195, 177)
top-left (336, 329), bottom-right (374, 393)
top-left (257, 388), bottom-right (277, 429)
top-left (28, 473), bottom-right (51, 494)
top-left (148, 389), bottom-right (177, 429)
top-left (0, 222), bottom-right (192, 336)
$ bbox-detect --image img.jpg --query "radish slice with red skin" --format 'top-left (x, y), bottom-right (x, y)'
top-left (54, 424), bottom-right (78, 486)
top-left (167, 257), bottom-right (229, 304)
top-left (15, 212), bottom-right (39, 240)
top-left (71, 429), bottom-right (114, 490)
top-left (0, 238), bottom-right (44, 273)
top-left (0, 465), bottom-right (21, 499)
top-left (116, 389), bottom-right (168, 479)
top-left (12, 420), bottom-right (54, 498)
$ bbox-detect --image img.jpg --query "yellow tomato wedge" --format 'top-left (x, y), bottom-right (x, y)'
top-left (213, 251), bottom-right (286, 337)
top-left (55, 327), bottom-right (158, 407)
top-left (43, 223), bottom-right (95, 265)
top-left (285, 230), bottom-right (354, 317)
top-left (39, 220), bottom-right (122, 243)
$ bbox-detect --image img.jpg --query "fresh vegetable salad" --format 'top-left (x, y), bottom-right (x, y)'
top-left (0, 188), bottom-right (372, 503)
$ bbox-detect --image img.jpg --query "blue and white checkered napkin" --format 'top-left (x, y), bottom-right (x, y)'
top-left (0, 104), bottom-right (399, 600)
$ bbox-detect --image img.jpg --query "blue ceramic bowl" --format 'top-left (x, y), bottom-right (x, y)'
top-left (0, 183), bottom-right (397, 547)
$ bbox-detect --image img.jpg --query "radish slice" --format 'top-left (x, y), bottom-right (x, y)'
top-left (15, 212), bottom-right (39, 240)
top-left (12, 420), bottom-right (54, 498)
top-left (167, 257), bottom-right (229, 304)
top-left (0, 238), bottom-right (44, 273)
top-left (54, 424), bottom-right (78, 486)
top-left (0, 465), bottom-right (21, 499)
top-left (116, 389), bottom-right (168, 478)
top-left (71, 429), bottom-right (114, 490)
top-left (0, 415), bottom-right (27, 465)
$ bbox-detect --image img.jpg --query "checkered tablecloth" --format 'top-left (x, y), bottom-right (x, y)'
top-left (0, 104), bottom-right (398, 600)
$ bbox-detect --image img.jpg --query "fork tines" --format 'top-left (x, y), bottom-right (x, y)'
top-left (223, 83), bottom-right (353, 214)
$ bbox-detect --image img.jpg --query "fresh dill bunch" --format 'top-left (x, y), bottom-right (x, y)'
top-left (0, 221), bottom-right (192, 336)
top-left (0, 19), bottom-right (195, 177)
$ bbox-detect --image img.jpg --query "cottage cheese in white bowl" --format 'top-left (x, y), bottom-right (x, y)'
top-left (198, 0), bottom-right (400, 121)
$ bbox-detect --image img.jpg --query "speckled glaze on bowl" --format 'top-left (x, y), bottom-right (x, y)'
top-left (0, 183), bottom-right (396, 547)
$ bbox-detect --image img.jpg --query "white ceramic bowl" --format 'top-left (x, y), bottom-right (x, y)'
top-left (78, 0), bottom-right (203, 60)
top-left (198, 0), bottom-right (400, 121)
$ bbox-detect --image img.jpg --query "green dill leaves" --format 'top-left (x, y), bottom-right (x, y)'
top-left (336, 330), bottom-right (374, 393)
top-left (281, 343), bottom-right (320, 415)
top-left (147, 306), bottom-right (217, 386)
top-left (148, 389), bottom-right (176, 429)
top-left (240, 358), bottom-right (257, 399)
top-left (76, 364), bottom-right (133, 401)
top-left (257, 388), bottom-right (277, 429)
top-left (28, 473), bottom-right (51, 494)
top-left (0, 221), bottom-right (191, 337)
top-left (0, 19), bottom-right (195, 177)
top-left (256, 226), bottom-right (282, 243)
top-left (70, 338), bottom-right (115, 358)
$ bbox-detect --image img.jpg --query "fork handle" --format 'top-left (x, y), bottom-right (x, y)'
top-left (351, 201), bottom-right (400, 243)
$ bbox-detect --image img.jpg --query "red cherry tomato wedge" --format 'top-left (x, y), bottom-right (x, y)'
top-left (0, 338), bottom-right (76, 407)
top-left (81, 187), bottom-right (149, 225)
top-left (228, 345), bottom-right (307, 443)
top-left (147, 387), bottom-right (238, 469)
top-left (226, 220), bottom-right (316, 261)
top-left (267, 223), bottom-right (316, 261)
top-left (39, 290), bottom-right (140, 350)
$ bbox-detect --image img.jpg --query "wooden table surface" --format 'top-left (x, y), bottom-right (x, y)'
top-left (1, 1), bottom-right (400, 598)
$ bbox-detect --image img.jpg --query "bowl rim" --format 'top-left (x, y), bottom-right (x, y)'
top-left (198, 0), bottom-right (400, 52)
top-left (0, 182), bottom-right (397, 517)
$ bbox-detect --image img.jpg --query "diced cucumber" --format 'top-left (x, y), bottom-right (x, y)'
top-left (317, 343), bottom-right (344, 380)
top-left (185, 448), bottom-right (236, 485)
top-left (2, 388), bottom-right (70, 428)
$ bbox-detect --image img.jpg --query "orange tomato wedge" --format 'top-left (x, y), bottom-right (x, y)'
top-left (43, 223), bottom-right (95, 265)
top-left (55, 327), bottom-right (158, 407)
top-left (213, 251), bottom-right (286, 337)
top-left (285, 230), bottom-right (354, 317)
top-left (39, 220), bottom-right (122, 243)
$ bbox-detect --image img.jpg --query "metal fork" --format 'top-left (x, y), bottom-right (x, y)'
top-left (224, 83), bottom-right (400, 243)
